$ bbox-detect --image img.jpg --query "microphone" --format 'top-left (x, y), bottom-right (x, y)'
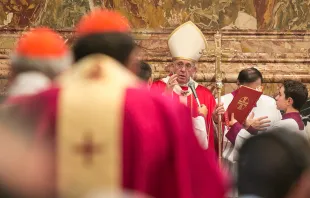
top-left (188, 81), bottom-right (201, 107)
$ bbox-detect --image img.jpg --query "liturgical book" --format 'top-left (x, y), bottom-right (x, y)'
top-left (225, 86), bottom-right (263, 124)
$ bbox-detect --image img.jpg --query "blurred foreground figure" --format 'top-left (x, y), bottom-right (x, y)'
top-left (138, 61), bottom-right (153, 89)
top-left (5, 9), bottom-right (227, 198)
top-left (84, 189), bottom-right (152, 198)
top-left (73, 9), bottom-right (138, 73)
top-left (0, 125), bottom-right (52, 198)
top-left (238, 130), bottom-right (310, 198)
top-left (7, 27), bottom-right (71, 97)
top-left (301, 99), bottom-right (310, 140)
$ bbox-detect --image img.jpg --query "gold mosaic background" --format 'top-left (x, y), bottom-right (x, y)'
top-left (1, 0), bottom-right (310, 30)
top-left (0, 0), bottom-right (310, 97)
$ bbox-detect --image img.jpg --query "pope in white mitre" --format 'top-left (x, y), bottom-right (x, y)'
top-left (151, 21), bottom-right (216, 152)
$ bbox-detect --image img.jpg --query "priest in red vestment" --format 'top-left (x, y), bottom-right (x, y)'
top-left (7, 27), bottom-right (71, 98)
top-left (151, 21), bottom-right (216, 151)
top-left (3, 10), bottom-right (227, 198)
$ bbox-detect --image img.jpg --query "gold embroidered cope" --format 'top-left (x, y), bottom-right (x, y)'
top-left (56, 54), bottom-right (138, 198)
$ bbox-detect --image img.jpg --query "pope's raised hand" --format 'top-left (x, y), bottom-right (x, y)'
top-left (165, 74), bottom-right (178, 94)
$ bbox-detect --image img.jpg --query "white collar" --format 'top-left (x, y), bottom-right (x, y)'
top-left (8, 71), bottom-right (51, 97)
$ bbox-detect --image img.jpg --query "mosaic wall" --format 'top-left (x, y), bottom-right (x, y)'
top-left (0, 0), bottom-right (310, 97)
top-left (1, 0), bottom-right (310, 30)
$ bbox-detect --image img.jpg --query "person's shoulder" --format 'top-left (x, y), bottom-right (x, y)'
top-left (25, 85), bottom-right (61, 106)
top-left (4, 95), bottom-right (31, 105)
top-left (260, 94), bottom-right (275, 101)
top-left (150, 79), bottom-right (166, 93)
top-left (3, 85), bottom-right (59, 105)
top-left (23, 84), bottom-right (60, 106)
top-left (220, 92), bottom-right (233, 100)
top-left (151, 80), bottom-right (166, 87)
top-left (124, 87), bottom-right (192, 140)
top-left (259, 94), bottom-right (276, 104)
top-left (273, 119), bottom-right (300, 132)
top-left (152, 80), bottom-right (166, 85)
top-left (196, 84), bottom-right (213, 94)
top-left (196, 84), bottom-right (210, 91)
top-left (127, 86), bottom-right (180, 105)
top-left (125, 87), bottom-right (189, 116)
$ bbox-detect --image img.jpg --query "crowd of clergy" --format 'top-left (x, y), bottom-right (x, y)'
top-left (0, 8), bottom-right (309, 198)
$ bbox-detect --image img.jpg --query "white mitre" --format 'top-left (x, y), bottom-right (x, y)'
top-left (168, 21), bottom-right (207, 62)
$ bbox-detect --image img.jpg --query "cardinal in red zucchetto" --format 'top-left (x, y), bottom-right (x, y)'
top-left (7, 27), bottom-right (71, 98)
top-left (3, 9), bottom-right (228, 198)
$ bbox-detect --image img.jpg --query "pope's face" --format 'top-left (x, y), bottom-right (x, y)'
top-left (172, 59), bottom-right (196, 85)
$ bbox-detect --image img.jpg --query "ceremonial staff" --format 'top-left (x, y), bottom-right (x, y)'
top-left (214, 31), bottom-right (223, 165)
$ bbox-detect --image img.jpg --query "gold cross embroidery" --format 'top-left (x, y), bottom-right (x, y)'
top-left (74, 132), bottom-right (102, 166)
top-left (237, 97), bottom-right (249, 110)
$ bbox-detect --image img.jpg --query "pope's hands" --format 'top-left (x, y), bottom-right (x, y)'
top-left (165, 74), bottom-right (178, 94)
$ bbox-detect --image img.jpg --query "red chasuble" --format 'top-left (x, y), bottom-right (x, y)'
top-left (151, 79), bottom-right (216, 152)
top-left (4, 55), bottom-right (226, 198)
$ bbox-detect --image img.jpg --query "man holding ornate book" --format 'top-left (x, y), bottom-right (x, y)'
top-left (213, 68), bottom-right (282, 196)
top-left (214, 68), bottom-right (281, 164)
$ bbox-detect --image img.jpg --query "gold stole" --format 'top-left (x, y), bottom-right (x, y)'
top-left (56, 55), bottom-right (138, 198)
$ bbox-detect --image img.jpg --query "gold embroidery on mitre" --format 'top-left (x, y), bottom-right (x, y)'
top-left (57, 55), bottom-right (138, 198)
top-left (237, 97), bottom-right (249, 110)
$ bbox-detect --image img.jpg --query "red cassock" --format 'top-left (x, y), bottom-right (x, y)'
top-left (4, 55), bottom-right (226, 198)
top-left (151, 79), bottom-right (216, 152)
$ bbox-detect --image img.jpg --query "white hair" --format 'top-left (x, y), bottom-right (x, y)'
top-left (10, 52), bottom-right (73, 79)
